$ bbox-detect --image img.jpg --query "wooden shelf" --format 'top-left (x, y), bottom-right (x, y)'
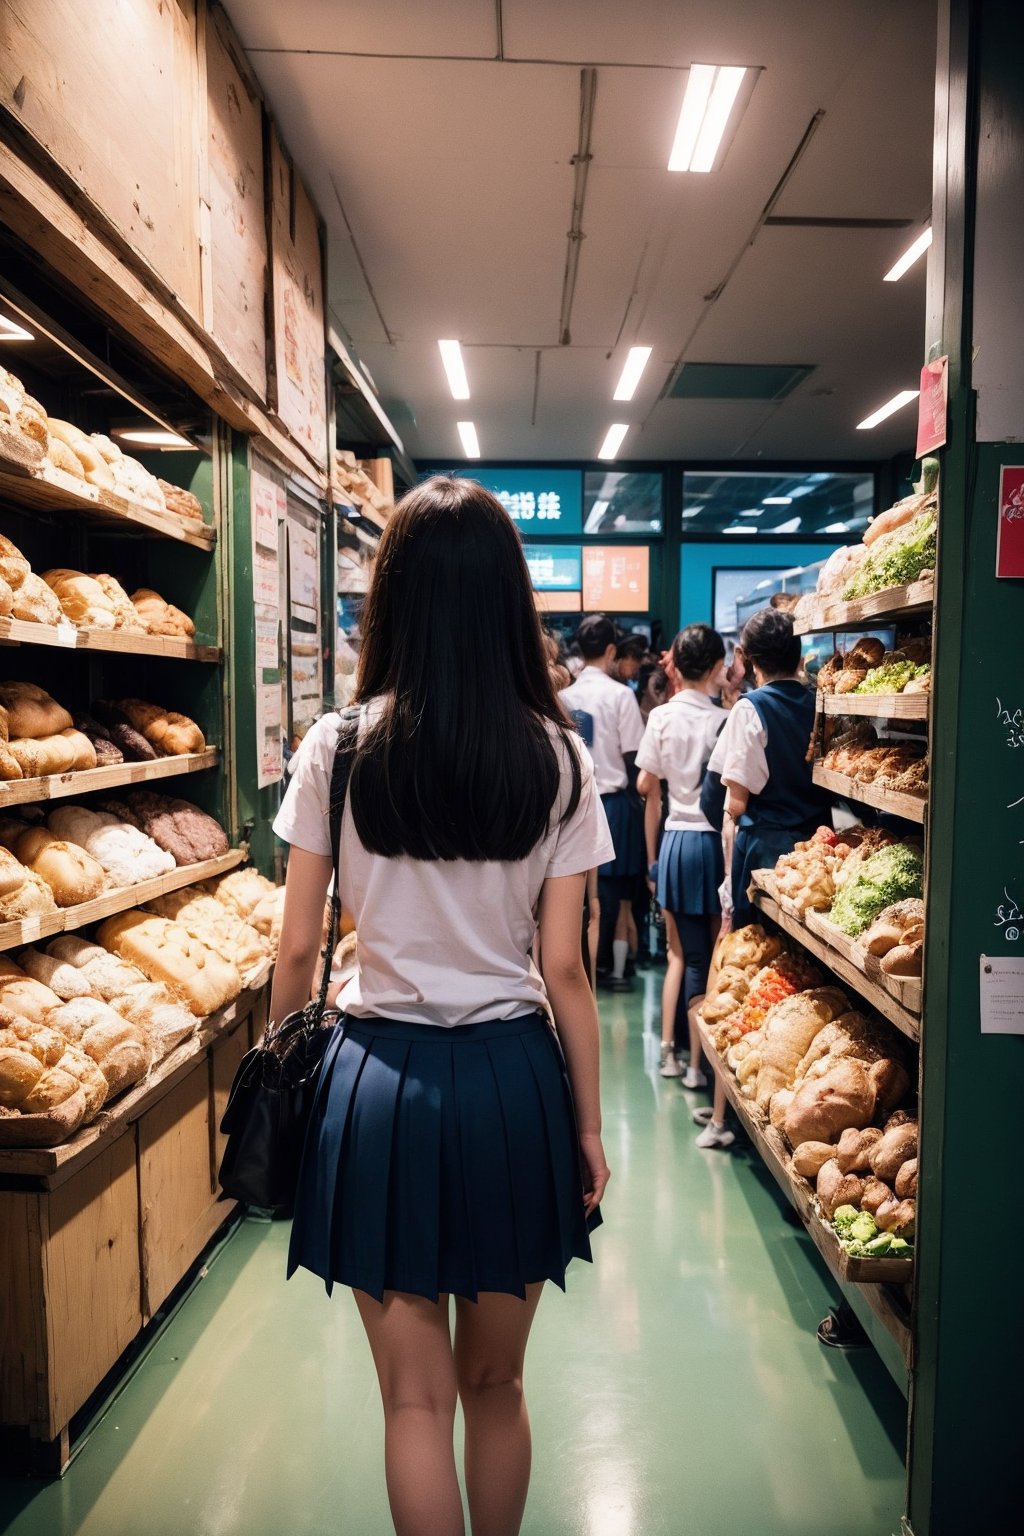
top-left (0, 615), bottom-right (219, 661)
top-left (819, 692), bottom-right (929, 721)
top-left (749, 877), bottom-right (920, 1040)
top-left (813, 764), bottom-right (927, 823)
top-left (0, 966), bottom-right (271, 1182)
top-left (0, 454), bottom-right (215, 552)
top-left (0, 846), bottom-right (245, 953)
top-left (795, 577), bottom-right (934, 636)
top-left (695, 1018), bottom-right (913, 1363)
top-left (1, 747), bottom-right (219, 809)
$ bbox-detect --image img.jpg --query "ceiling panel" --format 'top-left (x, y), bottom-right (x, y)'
top-left (228, 0), bottom-right (498, 57)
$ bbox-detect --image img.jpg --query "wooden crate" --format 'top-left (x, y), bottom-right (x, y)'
top-left (0, 983), bottom-right (268, 1469)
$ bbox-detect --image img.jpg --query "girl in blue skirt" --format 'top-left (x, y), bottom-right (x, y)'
top-left (635, 625), bottom-right (727, 1080)
top-left (271, 476), bottom-right (612, 1536)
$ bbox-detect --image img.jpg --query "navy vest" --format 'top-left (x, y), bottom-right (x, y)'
top-left (740, 680), bottom-right (827, 832)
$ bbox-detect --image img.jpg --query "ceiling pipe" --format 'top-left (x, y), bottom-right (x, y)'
top-left (558, 67), bottom-right (597, 347)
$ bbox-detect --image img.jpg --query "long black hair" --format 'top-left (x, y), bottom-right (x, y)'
top-left (350, 475), bottom-right (582, 860)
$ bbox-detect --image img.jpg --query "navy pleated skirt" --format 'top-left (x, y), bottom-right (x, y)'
top-left (656, 828), bottom-right (724, 916)
top-left (288, 1012), bottom-right (601, 1303)
top-left (599, 789), bottom-right (643, 880)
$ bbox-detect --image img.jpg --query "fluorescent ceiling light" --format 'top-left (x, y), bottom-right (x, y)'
top-left (598, 423), bottom-right (630, 460)
top-left (821, 522), bottom-right (850, 533)
top-left (738, 509), bottom-right (763, 517)
top-left (668, 64), bottom-right (748, 173)
top-left (438, 340), bottom-right (470, 400)
top-left (115, 428), bottom-right (193, 449)
top-left (613, 346), bottom-right (653, 402)
top-left (456, 420), bottom-right (480, 458)
top-left (762, 496), bottom-right (792, 506)
top-left (722, 525), bottom-right (749, 535)
top-left (682, 505), bottom-right (704, 518)
top-left (856, 389), bottom-right (919, 430)
top-left (0, 316), bottom-right (34, 342)
top-left (884, 228), bottom-right (932, 283)
top-left (772, 517), bottom-right (802, 533)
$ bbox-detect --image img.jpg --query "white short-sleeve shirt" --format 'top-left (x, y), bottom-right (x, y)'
top-left (558, 666), bottom-right (645, 795)
top-left (635, 691), bottom-right (727, 831)
top-left (706, 697), bottom-right (769, 795)
top-left (272, 708), bottom-right (613, 1028)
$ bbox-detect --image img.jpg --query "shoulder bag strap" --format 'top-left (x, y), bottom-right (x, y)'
top-left (312, 707), bottom-right (361, 1017)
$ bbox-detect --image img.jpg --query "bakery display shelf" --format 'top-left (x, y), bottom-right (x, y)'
top-left (0, 747), bottom-right (219, 809)
top-left (748, 875), bottom-right (920, 1041)
top-left (812, 764), bottom-right (927, 824)
top-left (0, 966), bottom-right (272, 1182)
top-left (0, 615), bottom-right (220, 661)
top-left (794, 577), bottom-right (934, 636)
top-left (696, 1020), bottom-right (914, 1354)
top-left (819, 692), bottom-right (929, 721)
top-left (0, 846), bottom-right (245, 953)
top-left (0, 455), bottom-right (215, 553)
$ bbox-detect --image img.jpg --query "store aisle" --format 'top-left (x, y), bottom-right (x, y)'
top-left (0, 976), bottom-right (907, 1536)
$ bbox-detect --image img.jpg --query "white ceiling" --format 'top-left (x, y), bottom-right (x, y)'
top-left (227, 0), bottom-right (936, 465)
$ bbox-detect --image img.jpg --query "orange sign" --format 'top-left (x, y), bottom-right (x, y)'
top-left (582, 546), bottom-right (649, 612)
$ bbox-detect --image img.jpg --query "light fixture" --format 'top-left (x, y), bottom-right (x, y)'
top-left (738, 508), bottom-right (763, 517)
top-left (820, 522), bottom-right (850, 533)
top-left (682, 505), bottom-right (704, 518)
top-left (721, 525), bottom-right (749, 535)
top-left (884, 228), bottom-right (932, 283)
top-left (598, 423), bottom-right (630, 460)
top-left (762, 496), bottom-right (792, 506)
top-left (114, 427), bottom-right (193, 450)
top-left (668, 64), bottom-right (748, 173)
top-left (772, 516), bottom-right (802, 533)
top-left (613, 347), bottom-right (653, 402)
top-left (438, 340), bottom-right (470, 400)
top-left (856, 390), bottom-right (919, 430)
top-left (456, 420), bottom-right (480, 458)
top-left (0, 316), bottom-right (34, 342)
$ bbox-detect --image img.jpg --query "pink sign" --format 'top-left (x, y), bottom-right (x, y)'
top-left (916, 356), bottom-right (948, 457)
top-left (996, 467), bottom-right (1024, 579)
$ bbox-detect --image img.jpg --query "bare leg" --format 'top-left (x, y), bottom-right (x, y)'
top-left (354, 1288), bottom-right (464, 1536)
top-left (687, 914), bottom-right (721, 1071)
top-left (454, 1285), bottom-right (544, 1536)
top-left (614, 899), bottom-right (632, 944)
top-left (660, 911), bottom-right (684, 1055)
top-left (713, 1073), bottom-right (728, 1126)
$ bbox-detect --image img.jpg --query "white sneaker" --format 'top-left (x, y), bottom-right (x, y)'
top-left (681, 1067), bottom-right (708, 1090)
top-left (659, 1044), bottom-right (683, 1078)
top-left (696, 1121), bottom-right (735, 1150)
top-left (691, 1105), bottom-right (715, 1125)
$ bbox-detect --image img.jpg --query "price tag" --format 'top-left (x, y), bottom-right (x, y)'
top-left (56, 621), bottom-right (77, 647)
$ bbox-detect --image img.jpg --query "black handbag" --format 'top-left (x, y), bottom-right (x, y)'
top-left (218, 709), bottom-right (359, 1210)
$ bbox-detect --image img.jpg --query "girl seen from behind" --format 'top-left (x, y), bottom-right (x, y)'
top-left (270, 475), bottom-right (612, 1536)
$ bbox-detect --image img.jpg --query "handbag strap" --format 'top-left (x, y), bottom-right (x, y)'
top-left (313, 706), bottom-right (361, 1016)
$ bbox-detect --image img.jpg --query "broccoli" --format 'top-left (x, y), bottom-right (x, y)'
top-left (849, 1212), bottom-right (878, 1244)
top-left (864, 1233), bottom-right (893, 1256)
top-left (830, 844), bottom-right (924, 936)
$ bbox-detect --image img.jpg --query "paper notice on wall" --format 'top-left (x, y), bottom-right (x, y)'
top-left (995, 466), bottom-right (1024, 580)
top-left (256, 681), bottom-right (283, 789)
top-left (252, 468), bottom-right (284, 552)
top-left (255, 608), bottom-right (280, 673)
top-left (916, 355), bottom-right (949, 458)
top-left (288, 516), bottom-right (319, 613)
top-left (979, 955), bottom-right (1024, 1034)
top-left (282, 280), bottom-right (303, 388)
top-left (290, 627), bottom-right (321, 729)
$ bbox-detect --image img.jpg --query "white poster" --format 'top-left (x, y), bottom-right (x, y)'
top-left (256, 681), bottom-right (283, 789)
top-left (288, 515), bottom-right (319, 613)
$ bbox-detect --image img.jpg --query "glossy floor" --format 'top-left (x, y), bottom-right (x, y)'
top-left (0, 974), bottom-right (908, 1535)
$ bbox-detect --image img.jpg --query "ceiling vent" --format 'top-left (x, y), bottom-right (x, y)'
top-left (668, 362), bottom-right (815, 401)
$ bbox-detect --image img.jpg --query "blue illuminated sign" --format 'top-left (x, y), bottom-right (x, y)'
top-left (522, 542), bottom-right (583, 592)
top-left (434, 468), bottom-right (583, 533)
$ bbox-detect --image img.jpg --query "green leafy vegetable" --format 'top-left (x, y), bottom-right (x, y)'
top-left (843, 511), bottom-right (937, 600)
top-left (854, 661), bottom-right (930, 695)
top-left (830, 844), bottom-right (924, 936)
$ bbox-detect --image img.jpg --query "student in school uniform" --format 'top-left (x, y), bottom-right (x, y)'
top-left (635, 625), bottom-right (728, 1080)
top-left (559, 614), bottom-right (646, 990)
top-left (271, 477), bottom-right (612, 1536)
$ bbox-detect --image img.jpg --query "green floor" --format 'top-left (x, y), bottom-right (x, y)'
top-left (0, 974), bottom-right (908, 1535)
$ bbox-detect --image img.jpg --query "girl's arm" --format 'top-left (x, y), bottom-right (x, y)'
top-left (724, 779), bottom-right (750, 823)
top-left (538, 871), bottom-right (610, 1215)
top-left (637, 768), bottom-right (663, 889)
top-left (268, 846), bottom-right (334, 1027)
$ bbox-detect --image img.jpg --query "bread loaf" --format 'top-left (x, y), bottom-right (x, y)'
top-left (0, 974), bottom-right (63, 1026)
top-left (10, 572), bottom-right (63, 626)
top-left (78, 1007), bottom-right (152, 1097)
top-left (58, 1042), bottom-right (108, 1118)
top-left (109, 456), bottom-right (164, 511)
top-left (790, 1141), bottom-right (835, 1178)
top-left (0, 1043), bottom-right (45, 1105)
top-left (97, 911), bottom-right (241, 1016)
top-left (46, 936), bottom-right (106, 968)
top-left (112, 700), bottom-right (205, 756)
top-left (113, 791), bottom-right (227, 865)
top-left (130, 588), bottom-right (196, 638)
top-left (110, 981), bottom-right (195, 1056)
top-left (815, 1158), bottom-right (866, 1219)
top-left (48, 805), bottom-right (175, 886)
top-left (784, 1058), bottom-right (878, 1146)
top-left (207, 868), bottom-right (275, 921)
top-left (868, 1120), bottom-right (918, 1182)
top-left (89, 433), bottom-right (122, 464)
top-left (8, 735), bottom-right (78, 777)
top-left (59, 729), bottom-right (97, 772)
top-left (0, 1016), bottom-right (67, 1068)
top-left (0, 533), bottom-right (29, 590)
top-left (18, 946), bottom-right (94, 999)
top-left (157, 480), bottom-right (205, 526)
top-left (41, 569), bottom-right (117, 629)
top-left (0, 848), bottom-right (57, 920)
top-left (144, 890), bottom-right (269, 986)
top-left (46, 436), bottom-right (87, 479)
top-left (78, 952), bottom-right (149, 1002)
top-left (0, 682), bottom-right (74, 739)
top-left (0, 707), bottom-right (23, 781)
top-left (91, 574), bottom-right (147, 633)
top-left (14, 827), bottom-right (106, 906)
